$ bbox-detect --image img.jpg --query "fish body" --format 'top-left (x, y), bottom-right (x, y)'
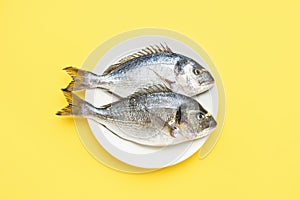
top-left (64, 44), bottom-right (215, 97)
top-left (57, 86), bottom-right (217, 146)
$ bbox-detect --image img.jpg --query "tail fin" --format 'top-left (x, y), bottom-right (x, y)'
top-left (63, 67), bottom-right (103, 91)
top-left (56, 90), bottom-right (94, 117)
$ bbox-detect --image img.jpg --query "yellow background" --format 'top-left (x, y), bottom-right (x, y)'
top-left (1, 0), bottom-right (299, 199)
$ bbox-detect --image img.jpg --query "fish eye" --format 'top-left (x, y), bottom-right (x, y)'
top-left (193, 68), bottom-right (201, 75)
top-left (197, 112), bottom-right (205, 120)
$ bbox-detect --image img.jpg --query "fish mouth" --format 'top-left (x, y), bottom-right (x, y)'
top-left (209, 118), bottom-right (217, 129)
top-left (199, 81), bottom-right (215, 92)
top-left (202, 115), bottom-right (217, 130)
top-left (199, 71), bottom-right (215, 90)
top-left (197, 115), bottom-right (217, 138)
top-left (202, 120), bottom-right (217, 137)
top-left (200, 80), bottom-right (214, 87)
top-left (197, 125), bottom-right (216, 138)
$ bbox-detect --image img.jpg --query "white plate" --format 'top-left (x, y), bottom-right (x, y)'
top-left (84, 35), bottom-right (219, 169)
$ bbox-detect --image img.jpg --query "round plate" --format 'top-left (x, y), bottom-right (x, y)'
top-left (74, 29), bottom-right (225, 172)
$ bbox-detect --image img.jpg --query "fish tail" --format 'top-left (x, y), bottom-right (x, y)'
top-left (63, 67), bottom-right (104, 91)
top-left (56, 89), bottom-right (95, 117)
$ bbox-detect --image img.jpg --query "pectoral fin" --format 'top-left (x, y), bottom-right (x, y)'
top-left (164, 107), bottom-right (182, 138)
top-left (149, 69), bottom-right (175, 89)
top-left (147, 104), bottom-right (184, 138)
top-left (161, 123), bottom-right (178, 138)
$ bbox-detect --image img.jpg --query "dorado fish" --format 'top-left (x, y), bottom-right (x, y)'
top-left (57, 85), bottom-right (217, 146)
top-left (64, 44), bottom-right (214, 97)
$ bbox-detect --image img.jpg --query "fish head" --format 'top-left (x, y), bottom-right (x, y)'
top-left (181, 104), bottom-right (217, 140)
top-left (174, 57), bottom-right (215, 96)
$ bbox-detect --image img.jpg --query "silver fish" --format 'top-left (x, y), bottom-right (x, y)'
top-left (64, 44), bottom-right (215, 97)
top-left (57, 85), bottom-right (217, 146)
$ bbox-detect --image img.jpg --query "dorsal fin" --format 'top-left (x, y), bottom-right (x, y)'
top-left (103, 43), bottom-right (173, 75)
top-left (128, 84), bottom-right (172, 98)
